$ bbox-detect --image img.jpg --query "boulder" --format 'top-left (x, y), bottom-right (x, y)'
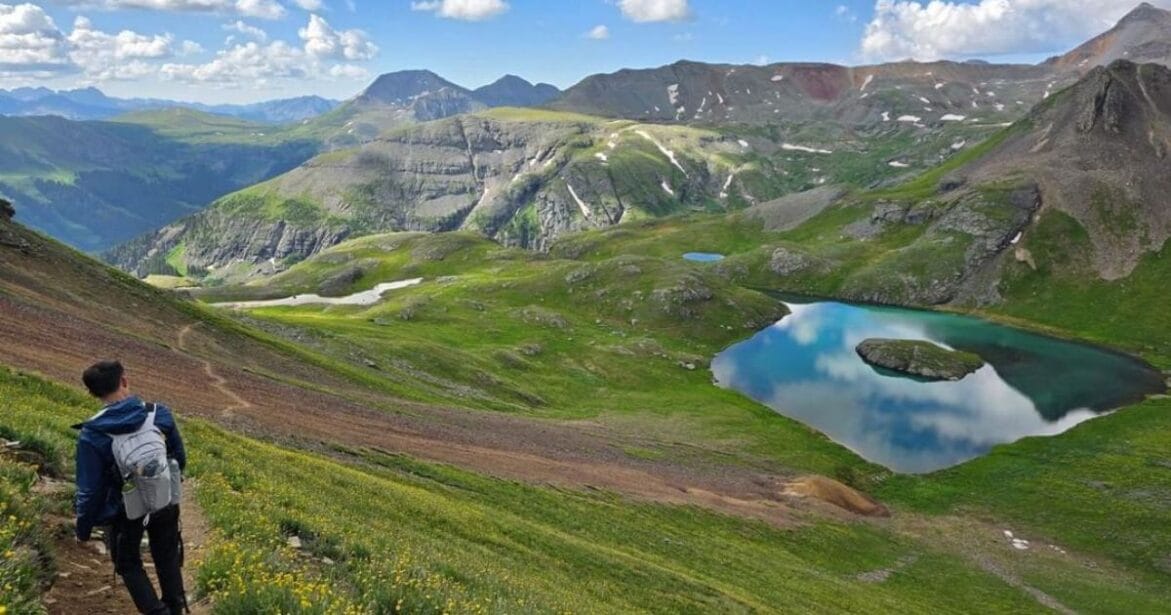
top-left (768, 247), bottom-right (815, 276)
top-left (783, 476), bottom-right (890, 517)
top-left (856, 338), bottom-right (985, 381)
top-left (0, 198), bottom-right (13, 221)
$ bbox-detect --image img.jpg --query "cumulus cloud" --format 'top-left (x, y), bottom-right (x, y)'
top-left (68, 15), bottom-right (175, 80)
top-left (160, 39), bottom-right (304, 83)
top-left (410, 0), bottom-right (509, 21)
top-left (0, 2), bottom-right (376, 90)
top-left (0, 2), bottom-right (73, 74)
top-left (298, 13), bottom-right (375, 60)
top-left (861, 0), bottom-right (1171, 61)
top-left (178, 39), bottom-right (202, 54)
top-left (222, 19), bottom-right (267, 42)
top-left (585, 24), bottom-right (609, 40)
top-left (618, 0), bottom-right (691, 23)
top-left (162, 13), bottom-right (376, 86)
top-left (327, 62), bottom-right (365, 78)
top-left (52, 0), bottom-right (286, 20)
top-left (291, 0), bottom-right (323, 9)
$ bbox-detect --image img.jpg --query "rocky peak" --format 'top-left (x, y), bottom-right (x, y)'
top-left (356, 70), bottom-right (469, 105)
top-left (1072, 60), bottom-right (1171, 140)
top-left (958, 60), bottom-right (1171, 281)
top-left (1050, 3), bottom-right (1171, 72)
top-left (472, 75), bottom-right (561, 107)
top-left (1119, 2), bottom-right (1169, 25)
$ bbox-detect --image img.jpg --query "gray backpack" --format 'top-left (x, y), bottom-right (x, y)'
top-left (111, 405), bottom-right (178, 521)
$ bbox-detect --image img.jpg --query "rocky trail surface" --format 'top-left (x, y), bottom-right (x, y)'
top-left (38, 477), bottom-right (211, 615)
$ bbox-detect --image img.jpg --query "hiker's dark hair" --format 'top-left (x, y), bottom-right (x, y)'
top-left (82, 360), bottom-right (124, 398)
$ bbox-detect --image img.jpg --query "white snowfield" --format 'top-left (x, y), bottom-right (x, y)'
top-left (782, 143), bottom-right (833, 154)
top-left (635, 130), bottom-right (689, 176)
top-left (566, 183), bottom-right (592, 218)
top-left (214, 279), bottom-right (425, 309)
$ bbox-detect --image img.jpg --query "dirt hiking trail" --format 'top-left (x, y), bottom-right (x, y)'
top-left (178, 324), bottom-right (253, 418)
top-left (40, 477), bottom-right (212, 614)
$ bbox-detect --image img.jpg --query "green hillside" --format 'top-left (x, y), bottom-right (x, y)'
top-left (6, 360), bottom-right (1168, 614)
top-left (116, 105), bottom-right (1000, 284)
top-left (0, 113), bottom-right (318, 252)
top-left (179, 223), bottom-right (1171, 609)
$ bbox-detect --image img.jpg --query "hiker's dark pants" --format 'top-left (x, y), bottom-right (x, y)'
top-left (105, 504), bottom-right (185, 615)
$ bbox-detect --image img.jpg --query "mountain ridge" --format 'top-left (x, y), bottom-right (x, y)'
top-left (473, 75), bottom-right (561, 107)
top-left (1047, 2), bottom-right (1171, 72)
top-left (0, 87), bottom-right (342, 123)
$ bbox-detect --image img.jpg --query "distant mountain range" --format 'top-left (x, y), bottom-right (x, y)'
top-left (0, 72), bottom-right (561, 125)
top-left (0, 87), bottom-right (341, 124)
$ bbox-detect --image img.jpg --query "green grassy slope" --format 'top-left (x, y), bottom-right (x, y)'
top-left (0, 114), bottom-right (318, 252)
top-left (188, 227), bottom-right (1171, 611)
top-left (196, 232), bottom-right (861, 472)
top-left (8, 367), bottom-right (1161, 614)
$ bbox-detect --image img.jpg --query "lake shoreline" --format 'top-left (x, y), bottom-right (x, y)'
top-left (747, 287), bottom-right (1167, 385)
top-left (711, 297), bottom-right (1166, 473)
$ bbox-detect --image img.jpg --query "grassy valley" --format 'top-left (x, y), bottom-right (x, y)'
top-left (0, 111), bottom-right (318, 252)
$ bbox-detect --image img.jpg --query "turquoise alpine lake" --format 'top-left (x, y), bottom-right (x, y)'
top-left (712, 298), bottom-right (1166, 473)
top-left (682, 252), bottom-right (726, 262)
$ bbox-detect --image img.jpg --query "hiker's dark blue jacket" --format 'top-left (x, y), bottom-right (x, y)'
top-left (73, 396), bottom-right (186, 541)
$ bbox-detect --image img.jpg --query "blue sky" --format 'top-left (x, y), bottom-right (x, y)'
top-left (0, 1), bottom-right (1162, 103)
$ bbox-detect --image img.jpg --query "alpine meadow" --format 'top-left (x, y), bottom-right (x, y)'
top-left (3, 1), bottom-right (1171, 614)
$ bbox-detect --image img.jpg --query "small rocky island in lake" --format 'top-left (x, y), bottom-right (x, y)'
top-left (855, 338), bottom-right (985, 381)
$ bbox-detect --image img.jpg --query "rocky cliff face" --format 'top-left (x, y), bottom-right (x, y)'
top-left (817, 59), bottom-right (1171, 307)
top-left (109, 113), bottom-right (749, 278)
top-left (966, 60), bottom-right (1171, 281)
top-left (836, 184), bottom-right (1041, 306)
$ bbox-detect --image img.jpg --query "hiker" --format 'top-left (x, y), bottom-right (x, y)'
top-left (74, 360), bottom-right (189, 615)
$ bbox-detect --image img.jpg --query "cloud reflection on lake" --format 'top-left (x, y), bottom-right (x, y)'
top-left (712, 300), bottom-right (1157, 473)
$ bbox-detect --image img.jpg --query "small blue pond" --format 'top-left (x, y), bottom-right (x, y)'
top-left (683, 252), bottom-right (726, 263)
top-left (712, 297), bottom-right (1165, 473)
